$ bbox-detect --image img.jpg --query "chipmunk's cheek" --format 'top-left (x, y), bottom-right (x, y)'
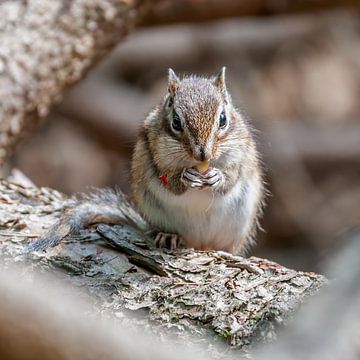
top-left (211, 147), bottom-right (221, 161)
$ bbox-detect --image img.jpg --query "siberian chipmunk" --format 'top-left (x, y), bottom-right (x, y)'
top-left (30, 68), bottom-right (264, 255)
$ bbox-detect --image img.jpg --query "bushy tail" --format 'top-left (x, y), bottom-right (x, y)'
top-left (26, 188), bottom-right (148, 252)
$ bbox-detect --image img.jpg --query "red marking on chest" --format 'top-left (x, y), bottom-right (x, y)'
top-left (159, 175), bottom-right (168, 187)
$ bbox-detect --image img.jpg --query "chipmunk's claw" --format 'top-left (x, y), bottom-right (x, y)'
top-left (181, 167), bottom-right (223, 189)
top-left (154, 232), bottom-right (183, 250)
top-left (201, 168), bottom-right (224, 187)
top-left (181, 168), bottom-right (204, 188)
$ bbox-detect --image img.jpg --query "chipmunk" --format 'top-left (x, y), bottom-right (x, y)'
top-left (29, 67), bottom-right (264, 255)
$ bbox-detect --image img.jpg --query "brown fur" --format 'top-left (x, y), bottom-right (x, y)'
top-left (176, 77), bottom-right (221, 144)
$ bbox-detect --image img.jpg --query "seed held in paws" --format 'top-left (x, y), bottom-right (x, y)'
top-left (194, 161), bottom-right (210, 174)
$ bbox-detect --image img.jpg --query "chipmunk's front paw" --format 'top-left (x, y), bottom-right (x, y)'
top-left (154, 232), bottom-right (184, 250)
top-left (181, 168), bottom-right (205, 189)
top-left (201, 168), bottom-right (224, 188)
top-left (181, 167), bottom-right (224, 190)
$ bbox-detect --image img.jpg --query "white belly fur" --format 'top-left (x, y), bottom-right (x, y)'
top-left (146, 176), bottom-right (260, 251)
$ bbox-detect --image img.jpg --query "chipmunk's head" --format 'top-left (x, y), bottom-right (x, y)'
top-left (157, 67), bottom-right (242, 169)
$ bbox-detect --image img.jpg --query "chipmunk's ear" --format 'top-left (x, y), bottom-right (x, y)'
top-left (168, 68), bottom-right (180, 96)
top-left (214, 66), bottom-right (227, 93)
top-left (214, 66), bottom-right (229, 102)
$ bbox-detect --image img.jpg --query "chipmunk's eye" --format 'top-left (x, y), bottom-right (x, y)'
top-left (219, 111), bottom-right (227, 129)
top-left (172, 111), bottom-right (183, 132)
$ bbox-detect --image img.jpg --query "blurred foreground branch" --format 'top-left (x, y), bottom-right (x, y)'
top-left (0, 179), bottom-right (325, 354)
top-left (0, 266), bottom-right (190, 360)
top-left (0, 0), bottom-right (152, 166)
top-left (255, 232), bottom-right (360, 360)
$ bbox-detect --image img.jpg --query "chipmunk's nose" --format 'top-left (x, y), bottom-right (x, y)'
top-left (194, 144), bottom-right (211, 162)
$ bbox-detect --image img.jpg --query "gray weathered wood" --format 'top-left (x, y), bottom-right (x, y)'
top-left (0, 179), bottom-right (326, 353)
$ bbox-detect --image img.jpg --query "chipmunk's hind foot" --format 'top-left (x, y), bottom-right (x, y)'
top-left (154, 232), bottom-right (184, 250)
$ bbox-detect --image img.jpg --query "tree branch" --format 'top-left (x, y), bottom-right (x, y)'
top-left (141, 0), bottom-right (360, 27)
top-left (0, 0), bottom-right (153, 166)
top-left (0, 179), bottom-right (326, 353)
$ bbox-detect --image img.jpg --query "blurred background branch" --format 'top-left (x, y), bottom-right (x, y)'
top-left (141, 0), bottom-right (360, 26)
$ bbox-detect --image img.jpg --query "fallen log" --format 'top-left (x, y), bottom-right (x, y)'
top-left (0, 178), bottom-right (326, 354)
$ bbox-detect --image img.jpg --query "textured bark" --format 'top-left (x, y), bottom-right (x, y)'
top-left (0, 179), bottom-right (326, 354)
top-left (0, 0), bottom-right (151, 166)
